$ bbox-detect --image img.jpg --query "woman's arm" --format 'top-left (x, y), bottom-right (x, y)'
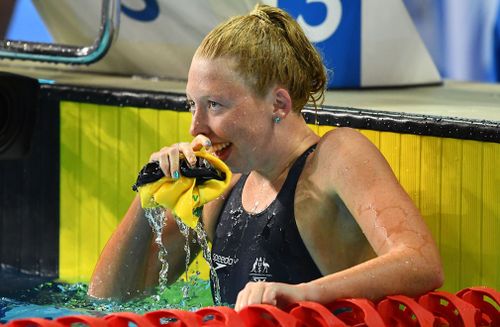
top-left (88, 195), bottom-right (200, 300)
top-left (88, 136), bottom-right (222, 300)
top-left (235, 128), bottom-right (443, 309)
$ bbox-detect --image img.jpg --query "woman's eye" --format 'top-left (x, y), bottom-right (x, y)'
top-left (208, 101), bottom-right (221, 111)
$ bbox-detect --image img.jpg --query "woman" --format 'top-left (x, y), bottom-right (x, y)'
top-left (89, 4), bottom-right (443, 310)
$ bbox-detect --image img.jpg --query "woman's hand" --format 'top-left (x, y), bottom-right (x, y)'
top-left (235, 281), bottom-right (308, 311)
top-left (149, 135), bottom-right (212, 178)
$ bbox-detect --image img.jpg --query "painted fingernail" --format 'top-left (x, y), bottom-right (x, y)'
top-left (173, 171), bottom-right (180, 179)
top-left (204, 140), bottom-right (212, 147)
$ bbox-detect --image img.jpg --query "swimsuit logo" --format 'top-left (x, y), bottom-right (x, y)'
top-left (212, 253), bottom-right (238, 271)
top-left (249, 257), bottom-right (272, 282)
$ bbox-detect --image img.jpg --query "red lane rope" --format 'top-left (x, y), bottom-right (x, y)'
top-left (3, 287), bottom-right (499, 327)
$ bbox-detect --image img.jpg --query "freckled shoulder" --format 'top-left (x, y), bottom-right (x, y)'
top-left (308, 128), bottom-right (370, 174)
top-left (304, 127), bottom-right (392, 195)
top-left (317, 127), bottom-right (380, 160)
top-left (201, 174), bottom-right (241, 241)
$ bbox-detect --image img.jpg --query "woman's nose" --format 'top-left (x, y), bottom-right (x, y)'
top-left (189, 108), bottom-right (209, 136)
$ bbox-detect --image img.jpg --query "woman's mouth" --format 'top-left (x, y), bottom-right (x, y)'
top-left (210, 142), bottom-right (232, 160)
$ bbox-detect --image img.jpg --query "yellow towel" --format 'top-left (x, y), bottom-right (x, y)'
top-left (137, 150), bottom-right (232, 228)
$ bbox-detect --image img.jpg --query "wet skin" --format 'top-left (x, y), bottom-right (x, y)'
top-left (88, 57), bottom-right (443, 310)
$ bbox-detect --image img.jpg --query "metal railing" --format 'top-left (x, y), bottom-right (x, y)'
top-left (0, 0), bottom-right (120, 64)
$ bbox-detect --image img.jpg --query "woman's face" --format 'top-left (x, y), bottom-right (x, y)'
top-left (186, 56), bottom-right (275, 173)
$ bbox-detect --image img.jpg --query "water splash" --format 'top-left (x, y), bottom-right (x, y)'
top-left (175, 217), bottom-right (192, 299)
top-left (194, 222), bottom-right (222, 305)
top-left (145, 206), bottom-right (222, 305)
top-left (144, 207), bottom-right (169, 291)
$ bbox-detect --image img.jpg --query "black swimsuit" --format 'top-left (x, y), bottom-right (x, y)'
top-left (210, 145), bottom-right (322, 305)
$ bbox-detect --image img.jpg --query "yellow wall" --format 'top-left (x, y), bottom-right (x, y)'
top-left (60, 102), bottom-right (499, 292)
top-left (60, 102), bottom-right (194, 282)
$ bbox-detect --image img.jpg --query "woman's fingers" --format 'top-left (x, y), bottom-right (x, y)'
top-left (158, 154), bottom-right (171, 178)
top-left (246, 282), bottom-right (266, 306)
top-left (148, 135), bottom-right (211, 179)
top-left (235, 282), bottom-right (305, 311)
top-left (178, 142), bottom-right (197, 167)
top-left (167, 145), bottom-right (180, 179)
top-left (149, 141), bottom-right (203, 178)
top-left (149, 146), bottom-right (171, 177)
top-left (235, 282), bottom-right (276, 311)
top-left (191, 134), bottom-right (212, 151)
top-left (235, 282), bottom-right (253, 311)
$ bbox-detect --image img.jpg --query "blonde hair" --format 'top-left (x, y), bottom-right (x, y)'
top-left (195, 4), bottom-right (327, 112)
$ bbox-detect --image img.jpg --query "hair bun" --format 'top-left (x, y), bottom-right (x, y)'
top-left (250, 6), bottom-right (272, 24)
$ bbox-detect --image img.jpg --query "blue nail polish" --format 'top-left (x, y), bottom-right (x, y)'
top-left (204, 140), bottom-right (212, 147)
top-left (173, 171), bottom-right (180, 179)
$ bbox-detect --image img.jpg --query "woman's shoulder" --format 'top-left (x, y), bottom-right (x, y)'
top-left (305, 127), bottom-right (389, 189)
top-left (319, 127), bottom-right (371, 146)
top-left (314, 127), bottom-right (379, 163)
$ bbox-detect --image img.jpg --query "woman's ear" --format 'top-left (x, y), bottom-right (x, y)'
top-left (273, 87), bottom-right (292, 118)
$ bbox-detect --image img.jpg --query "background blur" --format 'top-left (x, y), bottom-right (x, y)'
top-left (1, 0), bottom-right (499, 83)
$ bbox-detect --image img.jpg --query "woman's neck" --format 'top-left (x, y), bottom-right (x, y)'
top-left (243, 120), bottom-right (318, 214)
top-left (252, 120), bottom-right (319, 185)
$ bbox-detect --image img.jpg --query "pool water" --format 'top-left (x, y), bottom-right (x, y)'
top-left (0, 277), bottom-right (214, 322)
top-left (1, 210), bottom-right (219, 322)
top-left (1, 210), bottom-right (222, 322)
